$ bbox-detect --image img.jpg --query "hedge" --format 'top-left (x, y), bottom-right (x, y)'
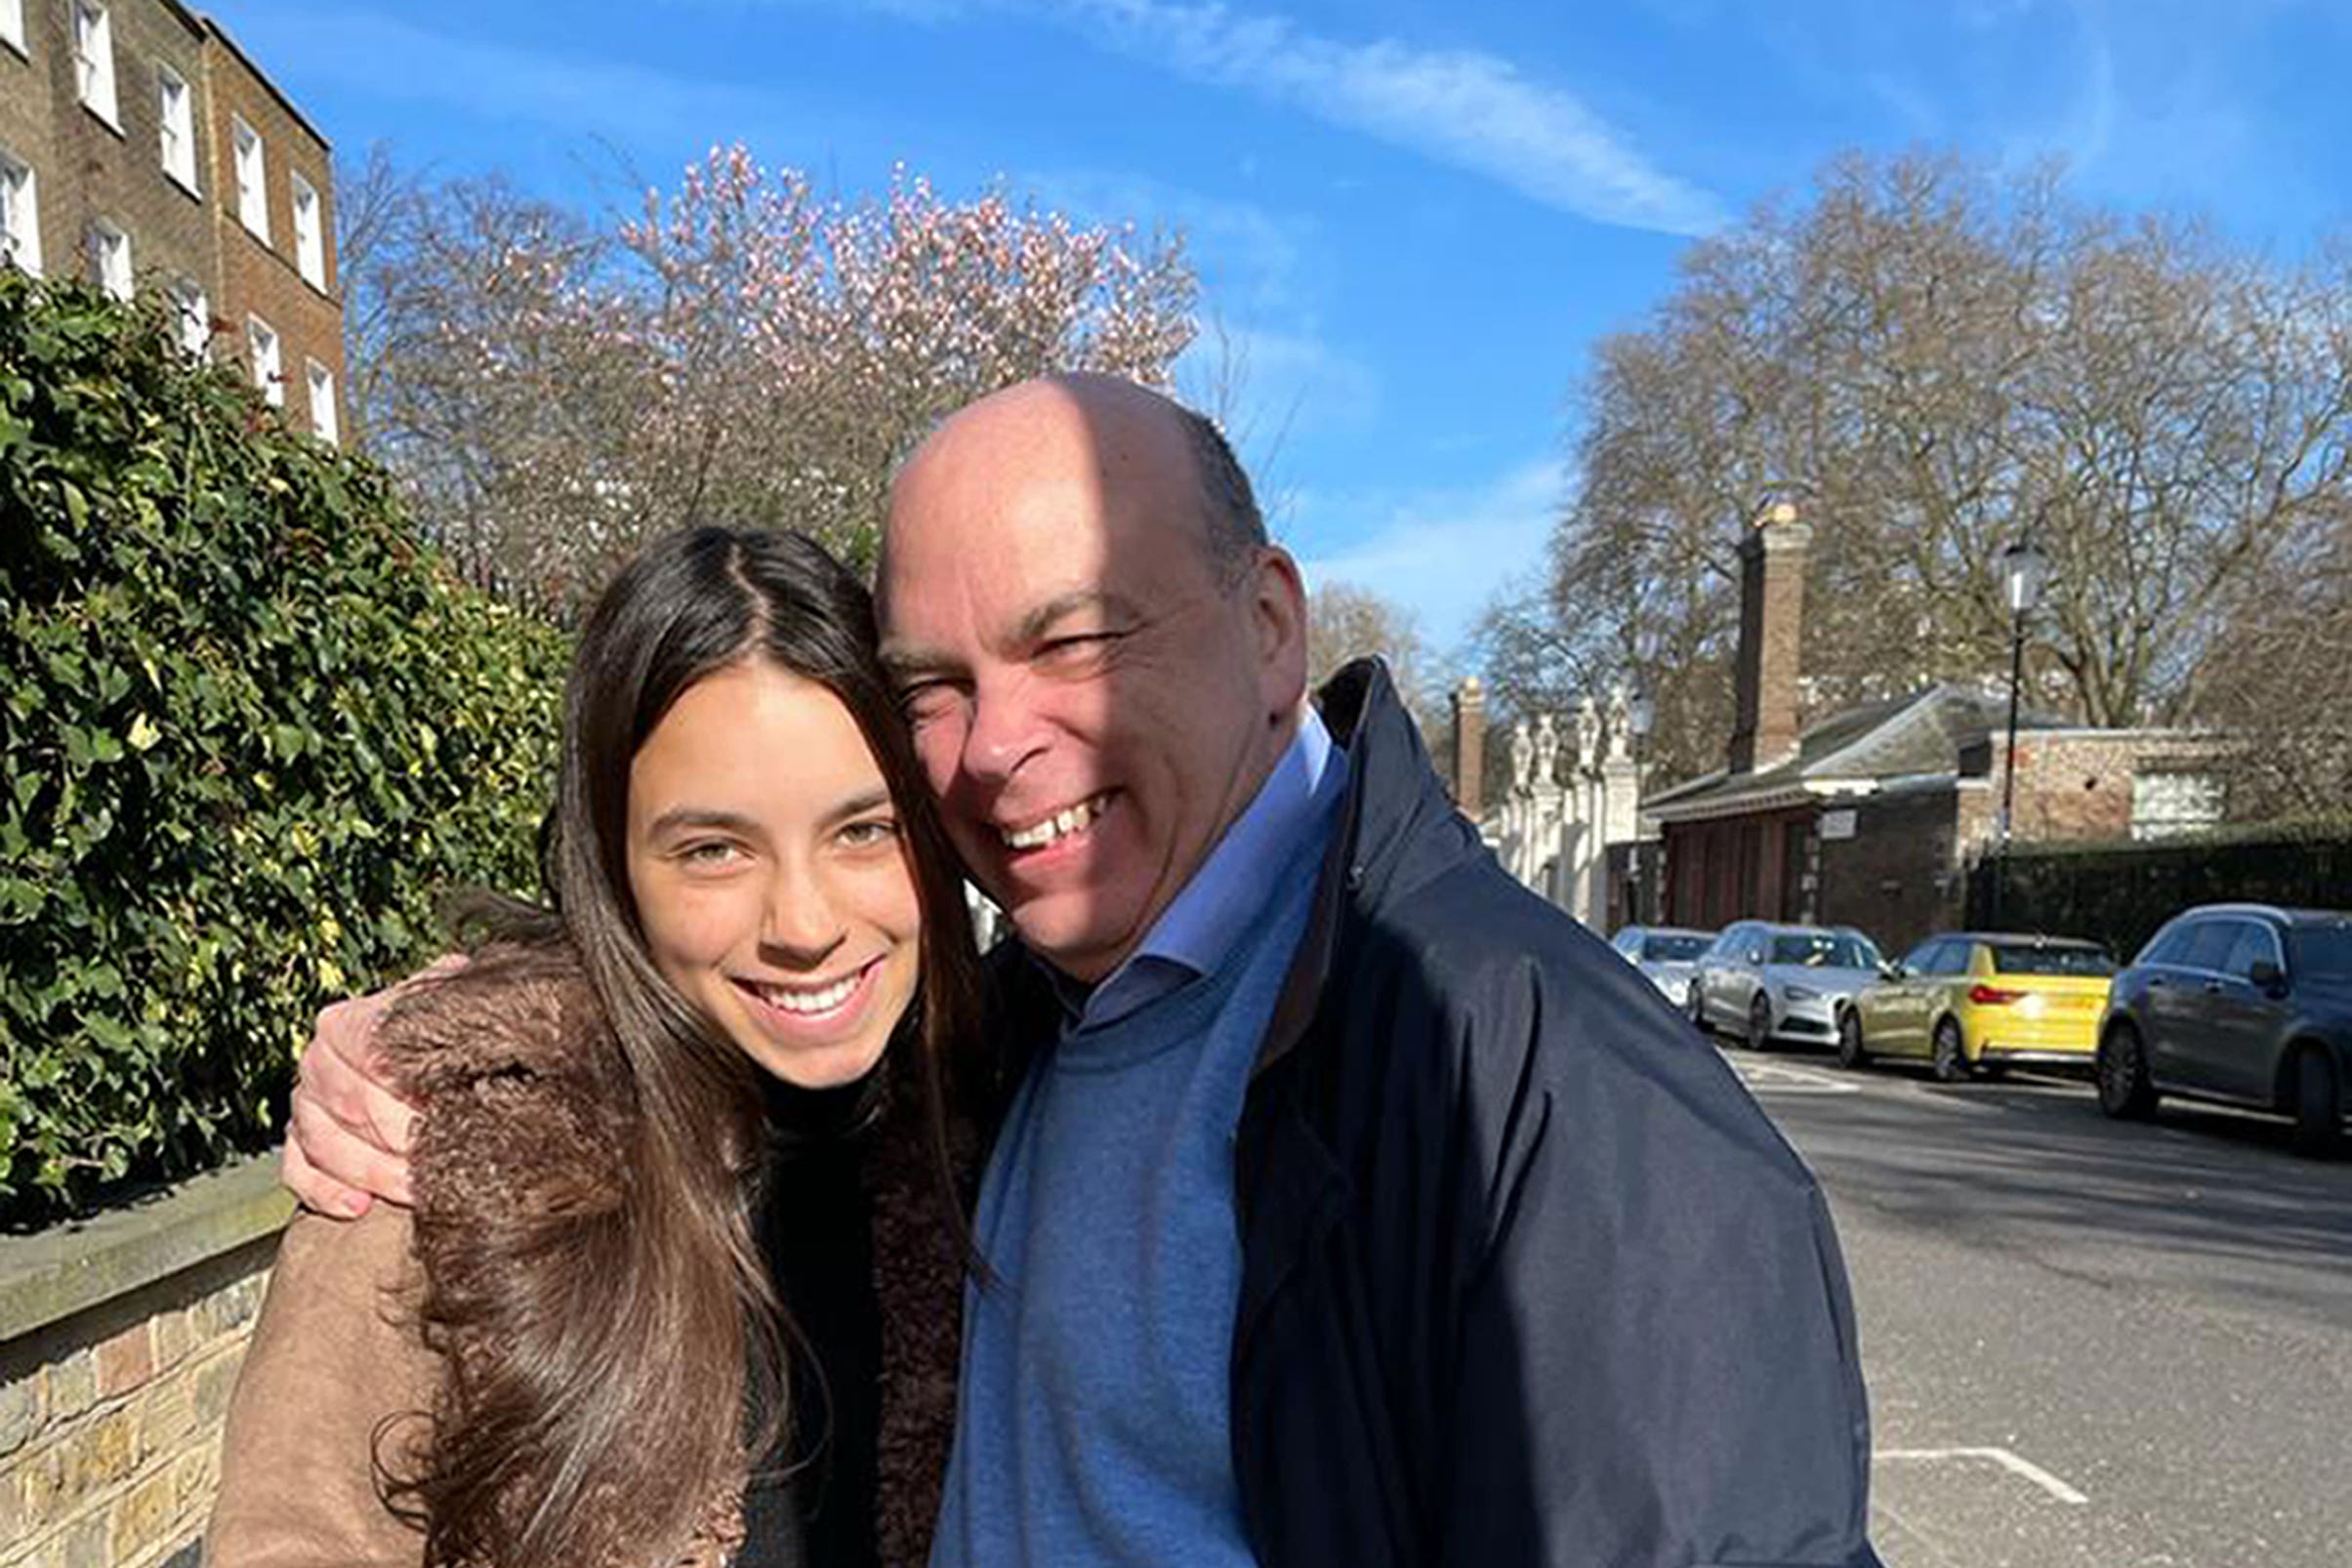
top-left (1965, 827), bottom-right (2352, 961)
top-left (1, 271), bottom-right (567, 1227)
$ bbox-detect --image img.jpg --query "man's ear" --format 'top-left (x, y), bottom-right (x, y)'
top-left (1249, 546), bottom-right (1310, 719)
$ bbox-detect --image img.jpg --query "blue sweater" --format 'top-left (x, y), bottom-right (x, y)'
top-left (929, 819), bottom-right (1332, 1567)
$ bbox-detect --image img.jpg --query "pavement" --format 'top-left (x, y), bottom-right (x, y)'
top-left (1723, 1047), bottom-right (2352, 1568)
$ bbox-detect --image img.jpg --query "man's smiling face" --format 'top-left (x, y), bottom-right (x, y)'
top-left (878, 376), bottom-right (1306, 983)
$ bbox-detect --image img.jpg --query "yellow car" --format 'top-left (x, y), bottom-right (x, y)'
top-left (1839, 932), bottom-right (2116, 1082)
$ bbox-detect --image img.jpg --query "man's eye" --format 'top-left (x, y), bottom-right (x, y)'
top-left (1037, 633), bottom-right (1120, 668)
top-left (897, 682), bottom-right (961, 724)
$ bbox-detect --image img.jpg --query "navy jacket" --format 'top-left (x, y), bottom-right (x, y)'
top-left (983, 660), bottom-right (1882, 1567)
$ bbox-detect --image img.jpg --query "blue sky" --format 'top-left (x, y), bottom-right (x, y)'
top-left (208, 0), bottom-right (2352, 662)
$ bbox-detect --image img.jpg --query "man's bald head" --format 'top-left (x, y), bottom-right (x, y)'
top-left (886, 374), bottom-right (1263, 584)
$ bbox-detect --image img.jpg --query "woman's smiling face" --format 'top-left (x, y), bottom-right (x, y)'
top-left (625, 658), bottom-right (922, 1091)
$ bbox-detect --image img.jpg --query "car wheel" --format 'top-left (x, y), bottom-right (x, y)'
top-left (2096, 1022), bottom-right (2158, 1120)
top-left (1745, 992), bottom-right (1774, 1052)
top-left (1836, 1008), bottom-right (1870, 1070)
top-left (1931, 1017), bottom-right (1970, 1084)
top-left (2289, 1049), bottom-right (2344, 1160)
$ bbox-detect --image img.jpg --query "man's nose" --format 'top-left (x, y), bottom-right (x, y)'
top-left (959, 674), bottom-right (1050, 784)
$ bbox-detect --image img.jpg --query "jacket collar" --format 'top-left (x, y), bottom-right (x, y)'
top-left (980, 657), bottom-right (1478, 1089)
top-left (1253, 657), bottom-right (1483, 1080)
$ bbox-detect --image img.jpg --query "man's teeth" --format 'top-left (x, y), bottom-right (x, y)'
top-left (758, 970), bottom-right (862, 1014)
top-left (1002, 794), bottom-right (1108, 850)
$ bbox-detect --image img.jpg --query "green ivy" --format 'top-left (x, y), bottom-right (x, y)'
top-left (0, 271), bottom-right (567, 1227)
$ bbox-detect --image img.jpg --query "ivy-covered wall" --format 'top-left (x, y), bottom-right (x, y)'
top-left (0, 272), bottom-right (566, 1226)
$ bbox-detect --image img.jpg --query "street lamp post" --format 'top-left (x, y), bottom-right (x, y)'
top-left (1628, 688), bottom-right (1655, 922)
top-left (1993, 539), bottom-right (2047, 928)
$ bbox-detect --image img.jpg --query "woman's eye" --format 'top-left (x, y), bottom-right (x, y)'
top-left (839, 818), bottom-right (900, 849)
top-left (679, 841), bottom-right (744, 867)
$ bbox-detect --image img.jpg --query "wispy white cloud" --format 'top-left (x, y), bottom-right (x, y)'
top-left (1053, 0), bottom-right (1728, 235)
top-left (664, 0), bottom-right (1725, 231)
top-left (1294, 456), bottom-right (1567, 657)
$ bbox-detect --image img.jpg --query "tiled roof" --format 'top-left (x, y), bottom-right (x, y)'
top-left (1646, 682), bottom-right (2064, 821)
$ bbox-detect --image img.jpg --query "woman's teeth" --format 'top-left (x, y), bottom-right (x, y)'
top-left (757, 969), bottom-right (862, 1014)
top-left (1003, 793), bottom-right (1108, 850)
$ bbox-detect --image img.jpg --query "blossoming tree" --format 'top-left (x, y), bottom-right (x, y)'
top-left (346, 144), bottom-right (1198, 610)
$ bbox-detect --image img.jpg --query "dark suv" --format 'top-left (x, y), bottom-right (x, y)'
top-left (2097, 904), bottom-right (2352, 1157)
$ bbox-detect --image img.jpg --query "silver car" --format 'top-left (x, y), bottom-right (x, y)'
top-left (1690, 921), bottom-right (1885, 1051)
top-left (1610, 925), bottom-right (1716, 1006)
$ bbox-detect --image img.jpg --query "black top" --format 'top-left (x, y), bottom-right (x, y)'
top-left (740, 1077), bottom-right (886, 1568)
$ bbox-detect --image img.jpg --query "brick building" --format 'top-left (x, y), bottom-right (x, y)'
top-left (1645, 504), bottom-right (2224, 953)
top-left (0, 1), bottom-right (340, 437)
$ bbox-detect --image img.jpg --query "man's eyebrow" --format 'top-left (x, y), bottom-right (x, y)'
top-left (879, 591), bottom-right (1144, 682)
top-left (1013, 590), bottom-right (1142, 646)
top-left (878, 643), bottom-right (956, 684)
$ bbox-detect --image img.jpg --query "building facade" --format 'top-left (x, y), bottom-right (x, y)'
top-left (1645, 503), bottom-right (2226, 954)
top-left (0, 1), bottom-right (340, 437)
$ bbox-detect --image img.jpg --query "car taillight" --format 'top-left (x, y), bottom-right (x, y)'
top-left (1969, 984), bottom-right (2025, 1007)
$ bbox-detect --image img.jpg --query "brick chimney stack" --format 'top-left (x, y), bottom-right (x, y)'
top-left (1450, 677), bottom-right (1487, 822)
top-left (1726, 500), bottom-right (1812, 776)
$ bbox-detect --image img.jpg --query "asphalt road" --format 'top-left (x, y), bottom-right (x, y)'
top-left (1725, 1046), bottom-right (2352, 1568)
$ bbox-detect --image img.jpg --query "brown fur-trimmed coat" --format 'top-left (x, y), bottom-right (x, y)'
top-left (206, 959), bottom-right (968, 1567)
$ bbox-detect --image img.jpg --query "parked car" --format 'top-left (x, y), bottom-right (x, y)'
top-left (1842, 932), bottom-right (2115, 1081)
top-left (1610, 925), bottom-right (1715, 1005)
top-left (2097, 904), bottom-right (2352, 1157)
top-left (1689, 921), bottom-right (1884, 1051)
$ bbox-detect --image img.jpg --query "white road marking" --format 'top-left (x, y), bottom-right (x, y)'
top-left (1719, 1053), bottom-right (1862, 1094)
top-left (1876, 1446), bottom-right (2091, 1506)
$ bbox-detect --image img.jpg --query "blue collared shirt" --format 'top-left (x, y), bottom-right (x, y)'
top-left (934, 706), bottom-right (1348, 1568)
top-left (1052, 708), bottom-right (1347, 1033)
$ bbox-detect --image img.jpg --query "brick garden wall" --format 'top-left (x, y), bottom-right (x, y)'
top-left (1, 1159), bottom-right (289, 1568)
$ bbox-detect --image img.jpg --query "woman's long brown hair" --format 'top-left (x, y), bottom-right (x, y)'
top-left (385, 528), bottom-right (980, 1567)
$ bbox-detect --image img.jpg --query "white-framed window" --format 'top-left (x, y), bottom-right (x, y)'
top-left (169, 276), bottom-right (208, 355)
top-left (290, 172), bottom-right (324, 289)
top-left (2, 0), bottom-right (28, 58)
top-left (232, 116), bottom-right (268, 242)
top-left (73, 3), bottom-right (119, 129)
top-left (246, 315), bottom-right (282, 406)
top-left (157, 64), bottom-right (198, 192)
top-left (87, 219), bottom-right (131, 301)
top-left (306, 359), bottom-right (338, 443)
top-left (0, 151), bottom-right (38, 275)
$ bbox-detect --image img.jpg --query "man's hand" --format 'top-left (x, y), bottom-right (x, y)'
top-left (280, 956), bottom-right (463, 1215)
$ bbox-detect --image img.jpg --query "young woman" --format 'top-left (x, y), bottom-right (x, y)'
top-left (208, 528), bottom-right (983, 1568)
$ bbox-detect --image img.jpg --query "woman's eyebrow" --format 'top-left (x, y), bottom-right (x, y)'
top-left (643, 807), bottom-right (763, 839)
top-left (821, 788), bottom-right (894, 827)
